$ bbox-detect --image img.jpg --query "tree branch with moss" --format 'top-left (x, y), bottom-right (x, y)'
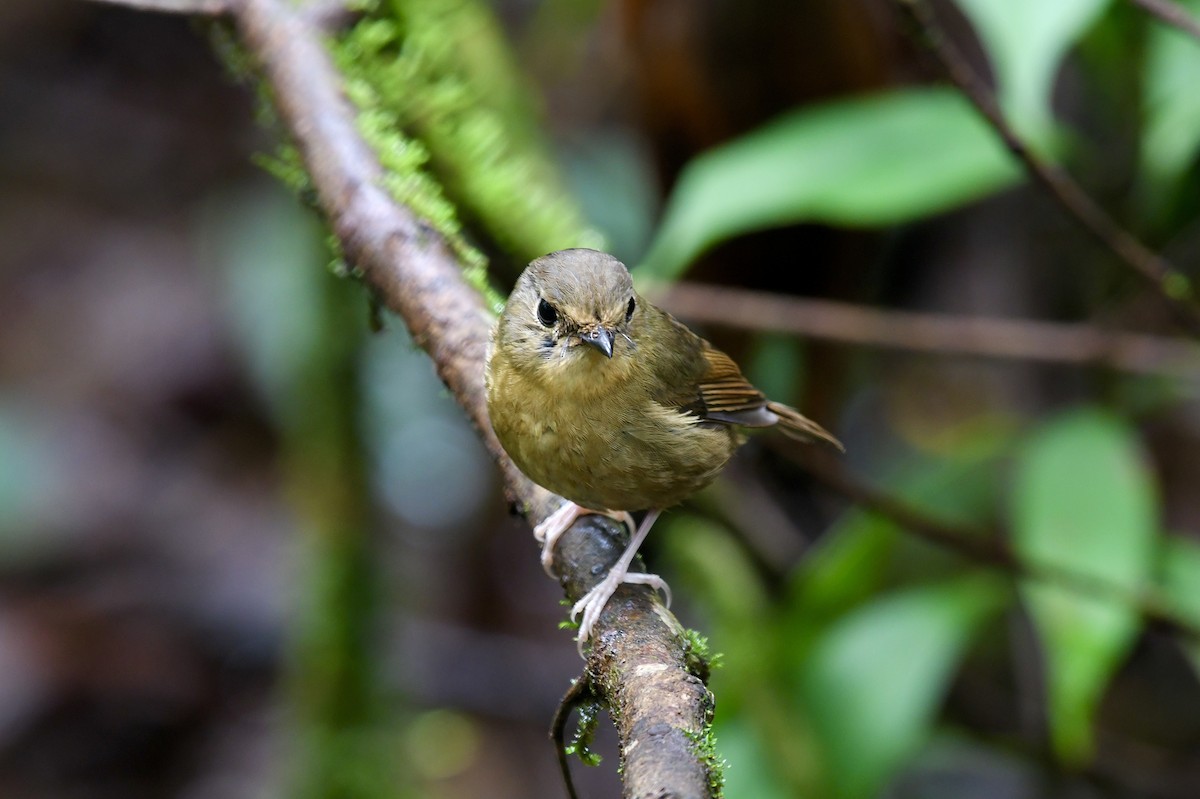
top-left (82, 0), bottom-right (723, 796)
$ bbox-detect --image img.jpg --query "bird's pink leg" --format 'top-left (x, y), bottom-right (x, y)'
top-left (571, 509), bottom-right (670, 654)
top-left (535, 501), bottom-right (635, 576)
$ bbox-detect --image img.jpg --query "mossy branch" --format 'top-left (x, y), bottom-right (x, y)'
top-left (333, 0), bottom-right (605, 273)
top-left (83, 0), bottom-right (722, 796)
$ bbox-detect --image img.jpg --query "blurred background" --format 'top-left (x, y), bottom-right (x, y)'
top-left (1, 0), bottom-right (1199, 797)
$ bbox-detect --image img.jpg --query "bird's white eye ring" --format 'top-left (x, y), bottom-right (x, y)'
top-left (537, 298), bottom-right (558, 327)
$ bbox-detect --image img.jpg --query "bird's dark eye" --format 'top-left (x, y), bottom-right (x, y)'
top-left (537, 298), bottom-right (558, 327)
top-left (625, 296), bottom-right (636, 322)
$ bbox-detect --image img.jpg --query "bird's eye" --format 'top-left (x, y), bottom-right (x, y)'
top-left (625, 296), bottom-right (636, 322)
top-left (537, 298), bottom-right (558, 327)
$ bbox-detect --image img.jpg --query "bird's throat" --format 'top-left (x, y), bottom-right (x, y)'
top-left (541, 347), bottom-right (635, 397)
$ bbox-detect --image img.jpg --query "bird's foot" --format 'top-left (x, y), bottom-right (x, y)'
top-left (535, 502), bottom-right (635, 576)
top-left (623, 572), bottom-right (672, 609)
top-left (570, 568), bottom-right (672, 655)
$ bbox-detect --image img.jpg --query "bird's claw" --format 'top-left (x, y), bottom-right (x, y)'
top-left (534, 501), bottom-right (585, 575)
top-left (622, 572), bottom-right (672, 608)
top-left (536, 503), bottom-right (635, 576)
top-left (571, 570), bottom-right (672, 655)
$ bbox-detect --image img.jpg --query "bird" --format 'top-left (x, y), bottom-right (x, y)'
top-left (485, 248), bottom-right (841, 651)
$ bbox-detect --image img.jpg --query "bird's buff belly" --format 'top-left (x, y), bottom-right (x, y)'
top-left (494, 399), bottom-right (740, 512)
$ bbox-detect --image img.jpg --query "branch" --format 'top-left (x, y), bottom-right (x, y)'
top-left (85, 0), bottom-right (370, 34)
top-left (122, 0), bottom-right (715, 793)
top-left (896, 0), bottom-right (1200, 337)
top-left (74, 0), bottom-right (721, 792)
top-left (784, 445), bottom-right (1200, 647)
top-left (87, 0), bottom-right (229, 12)
top-left (554, 518), bottom-right (717, 799)
top-left (655, 283), bottom-right (1200, 378)
top-left (1131, 0), bottom-right (1200, 41)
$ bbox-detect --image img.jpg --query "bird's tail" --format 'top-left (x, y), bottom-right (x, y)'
top-left (767, 401), bottom-right (845, 452)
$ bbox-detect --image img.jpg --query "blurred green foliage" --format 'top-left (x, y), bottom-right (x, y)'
top-left (226, 0), bottom-right (1200, 794)
top-left (1012, 410), bottom-right (1157, 762)
top-left (665, 439), bottom-right (1011, 798)
top-left (637, 0), bottom-right (1194, 281)
top-left (638, 0), bottom-right (1200, 794)
top-left (1160, 535), bottom-right (1200, 674)
top-left (209, 185), bottom-right (410, 798)
top-left (954, 0), bottom-right (1111, 135)
top-left (1139, 0), bottom-right (1200, 219)
top-left (800, 576), bottom-right (1008, 799)
top-left (638, 88), bottom-right (1027, 281)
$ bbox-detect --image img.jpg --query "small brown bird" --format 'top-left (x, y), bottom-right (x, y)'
top-left (486, 249), bottom-right (840, 650)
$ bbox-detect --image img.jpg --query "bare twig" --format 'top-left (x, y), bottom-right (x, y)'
top-left (896, 0), bottom-right (1200, 337)
top-left (1131, 0), bottom-right (1200, 41)
top-left (785, 445), bottom-right (1200, 646)
top-left (551, 678), bottom-right (593, 799)
top-left (87, 0), bottom-right (229, 12)
top-left (220, 0), bottom-right (718, 795)
top-left (554, 516), bottom-right (718, 799)
top-left (655, 282), bottom-right (1200, 378)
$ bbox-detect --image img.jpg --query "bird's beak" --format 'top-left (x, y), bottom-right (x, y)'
top-left (580, 327), bottom-right (615, 359)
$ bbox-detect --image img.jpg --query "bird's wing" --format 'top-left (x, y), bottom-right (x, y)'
top-left (650, 312), bottom-right (843, 449)
top-left (672, 323), bottom-right (849, 448)
top-left (693, 344), bottom-right (778, 426)
top-left (645, 308), bottom-right (776, 426)
top-left (700, 344), bottom-right (842, 448)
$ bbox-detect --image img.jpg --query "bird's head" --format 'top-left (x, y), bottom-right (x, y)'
top-left (497, 249), bottom-right (641, 384)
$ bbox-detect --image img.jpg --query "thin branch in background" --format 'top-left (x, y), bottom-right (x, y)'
top-left (786, 445), bottom-right (1200, 646)
top-left (86, 0), bottom-right (348, 21)
top-left (88, 0), bottom-right (229, 12)
top-left (655, 282), bottom-right (1200, 378)
top-left (1131, 0), bottom-right (1200, 41)
top-left (896, 0), bottom-right (1200, 337)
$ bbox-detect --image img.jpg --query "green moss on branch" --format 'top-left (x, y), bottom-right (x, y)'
top-left (333, 0), bottom-right (603, 276)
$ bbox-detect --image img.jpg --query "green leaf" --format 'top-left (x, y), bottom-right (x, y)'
top-left (1011, 409), bottom-right (1157, 762)
top-left (953, 0), bottom-right (1111, 133)
top-left (638, 88), bottom-right (1023, 280)
top-left (1159, 535), bottom-right (1200, 675)
top-left (1139, 0), bottom-right (1200, 203)
top-left (786, 443), bottom-right (1005, 635)
top-left (800, 576), bottom-right (1007, 799)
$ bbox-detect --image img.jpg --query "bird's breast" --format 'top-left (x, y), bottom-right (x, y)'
top-left (487, 356), bottom-right (740, 511)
